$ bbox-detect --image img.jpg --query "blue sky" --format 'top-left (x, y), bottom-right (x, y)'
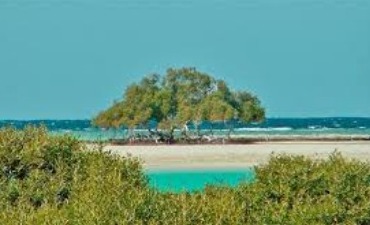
top-left (0, 0), bottom-right (369, 119)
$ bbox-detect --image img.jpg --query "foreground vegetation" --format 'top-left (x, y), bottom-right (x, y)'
top-left (2, 127), bottom-right (370, 224)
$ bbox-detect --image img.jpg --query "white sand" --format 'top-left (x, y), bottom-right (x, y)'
top-left (102, 142), bottom-right (370, 170)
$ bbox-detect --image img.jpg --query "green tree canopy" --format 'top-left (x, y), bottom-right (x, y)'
top-left (93, 67), bottom-right (265, 133)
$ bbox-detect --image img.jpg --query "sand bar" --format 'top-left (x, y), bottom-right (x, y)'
top-left (102, 141), bottom-right (370, 171)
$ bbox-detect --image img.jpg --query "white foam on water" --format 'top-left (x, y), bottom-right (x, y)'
top-left (235, 127), bottom-right (293, 132)
top-left (308, 126), bottom-right (332, 130)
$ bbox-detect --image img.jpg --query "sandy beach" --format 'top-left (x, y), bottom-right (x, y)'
top-left (102, 141), bottom-right (370, 170)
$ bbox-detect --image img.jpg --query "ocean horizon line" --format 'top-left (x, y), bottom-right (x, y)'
top-left (1, 116), bottom-right (370, 121)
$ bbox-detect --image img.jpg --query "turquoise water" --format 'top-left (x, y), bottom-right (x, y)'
top-left (146, 169), bottom-right (255, 192)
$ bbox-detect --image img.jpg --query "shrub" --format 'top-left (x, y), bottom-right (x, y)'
top-left (0, 126), bottom-right (147, 224)
top-left (1, 126), bottom-right (370, 224)
top-left (237, 152), bottom-right (370, 224)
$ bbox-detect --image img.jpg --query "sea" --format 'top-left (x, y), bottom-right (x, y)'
top-left (1, 117), bottom-right (370, 141)
top-left (1, 117), bottom-right (369, 191)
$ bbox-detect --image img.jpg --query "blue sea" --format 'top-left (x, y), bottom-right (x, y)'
top-left (2, 117), bottom-right (369, 191)
top-left (1, 117), bottom-right (369, 141)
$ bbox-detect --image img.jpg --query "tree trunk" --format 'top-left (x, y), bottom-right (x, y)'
top-left (128, 127), bottom-right (135, 144)
top-left (169, 127), bottom-right (175, 144)
top-left (195, 122), bottom-right (201, 137)
top-left (225, 120), bottom-right (233, 139)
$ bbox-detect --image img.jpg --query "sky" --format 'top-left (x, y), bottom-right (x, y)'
top-left (0, 0), bottom-right (369, 120)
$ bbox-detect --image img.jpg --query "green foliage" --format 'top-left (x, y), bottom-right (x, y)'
top-left (93, 67), bottom-right (265, 134)
top-left (238, 152), bottom-right (370, 224)
top-left (0, 127), bottom-right (147, 224)
top-left (2, 127), bottom-right (370, 224)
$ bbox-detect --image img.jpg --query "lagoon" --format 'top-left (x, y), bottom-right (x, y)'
top-left (147, 169), bottom-right (255, 192)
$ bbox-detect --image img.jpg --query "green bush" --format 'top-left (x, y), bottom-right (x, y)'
top-left (0, 126), bottom-right (147, 224)
top-left (234, 152), bottom-right (370, 224)
top-left (1, 126), bottom-right (370, 224)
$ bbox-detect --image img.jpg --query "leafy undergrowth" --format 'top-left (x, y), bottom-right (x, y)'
top-left (1, 126), bottom-right (370, 224)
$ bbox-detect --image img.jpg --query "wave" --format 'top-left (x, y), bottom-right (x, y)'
top-left (235, 127), bottom-right (293, 132)
top-left (308, 126), bottom-right (331, 130)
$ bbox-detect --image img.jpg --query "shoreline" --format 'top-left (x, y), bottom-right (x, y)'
top-left (100, 141), bottom-right (370, 171)
top-left (96, 134), bottom-right (370, 146)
